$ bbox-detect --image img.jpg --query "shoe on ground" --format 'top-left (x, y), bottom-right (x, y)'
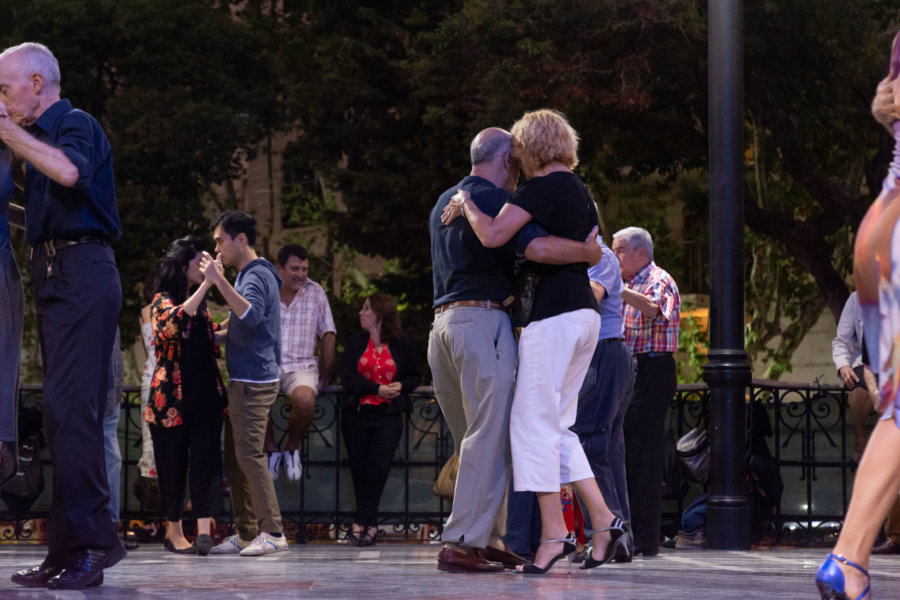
top-left (195, 533), bottom-right (215, 556)
top-left (674, 528), bottom-right (706, 550)
top-left (873, 538), bottom-right (900, 554)
top-left (267, 452), bottom-right (282, 480)
top-left (239, 532), bottom-right (289, 556)
top-left (481, 545), bottom-right (525, 569)
top-left (47, 544), bottom-right (125, 590)
top-left (436, 544), bottom-right (503, 573)
top-left (11, 560), bottom-right (65, 587)
top-left (209, 534), bottom-right (252, 555)
top-left (283, 449), bottom-right (302, 481)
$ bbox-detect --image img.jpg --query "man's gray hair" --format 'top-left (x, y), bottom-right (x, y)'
top-left (470, 130), bottom-right (512, 167)
top-left (613, 226), bottom-right (654, 261)
top-left (0, 42), bottom-right (61, 91)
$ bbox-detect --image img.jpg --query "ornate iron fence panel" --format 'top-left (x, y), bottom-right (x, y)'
top-left (4, 380), bottom-right (853, 546)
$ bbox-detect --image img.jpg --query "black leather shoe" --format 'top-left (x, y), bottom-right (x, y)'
top-left (11, 560), bottom-right (64, 588)
top-left (873, 539), bottom-right (900, 554)
top-left (47, 545), bottom-right (126, 590)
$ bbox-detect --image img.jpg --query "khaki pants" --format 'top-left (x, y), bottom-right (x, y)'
top-left (428, 307), bottom-right (516, 549)
top-left (225, 380), bottom-right (283, 538)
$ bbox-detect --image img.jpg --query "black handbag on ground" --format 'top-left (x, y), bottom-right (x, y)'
top-left (676, 426), bottom-right (710, 485)
top-left (1, 406), bottom-right (45, 515)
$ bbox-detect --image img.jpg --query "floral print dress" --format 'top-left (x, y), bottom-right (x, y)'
top-left (143, 292), bottom-right (226, 428)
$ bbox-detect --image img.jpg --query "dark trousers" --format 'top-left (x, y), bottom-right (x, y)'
top-left (503, 483), bottom-right (541, 556)
top-left (573, 340), bottom-right (634, 536)
top-left (32, 243), bottom-right (121, 562)
top-left (623, 353), bottom-right (676, 555)
top-left (149, 408), bottom-right (223, 522)
top-left (0, 253), bottom-right (22, 442)
top-left (341, 409), bottom-right (402, 527)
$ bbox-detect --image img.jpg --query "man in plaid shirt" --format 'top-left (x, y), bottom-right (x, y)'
top-left (265, 244), bottom-right (336, 481)
top-left (611, 226), bottom-right (680, 560)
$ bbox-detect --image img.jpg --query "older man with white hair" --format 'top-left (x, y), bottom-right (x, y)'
top-left (0, 42), bottom-right (124, 589)
top-left (611, 226), bottom-right (680, 560)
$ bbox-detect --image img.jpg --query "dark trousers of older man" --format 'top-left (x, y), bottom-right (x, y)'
top-left (32, 243), bottom-right (122, 564)
top-left (573, 339), bottom-right (634, 541)
top-left (623, 353), bottom-right (676, 557)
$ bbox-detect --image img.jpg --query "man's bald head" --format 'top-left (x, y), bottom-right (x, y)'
top-left (470, 128), bottom-right (512, 168)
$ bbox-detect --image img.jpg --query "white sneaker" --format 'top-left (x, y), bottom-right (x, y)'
top-left (239, 532), bottom-right (289, 556)
top-left (208, 534), bottom-right (251, 555)
top-left (268, 452), bottom-right (282, 480)
top-left (283, 449), bottom-right (302, 481)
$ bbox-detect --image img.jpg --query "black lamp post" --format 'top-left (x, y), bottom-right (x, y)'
top-left (703, 0), bottom-right (753, 549)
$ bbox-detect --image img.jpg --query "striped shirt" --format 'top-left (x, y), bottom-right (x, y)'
top-left (623, 261), bottom-right (680, 355)
top-left (280, 278), bottom-right (336, 373)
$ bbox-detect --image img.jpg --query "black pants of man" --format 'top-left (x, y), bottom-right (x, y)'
top-left (623, 353), bottom-right (676, 556)
top-left (341, 408), bottom-right (403, 527)
top-left (573, 339), bottom-right (634, 538)
top-left (32, 243), bottom-right (122, 564)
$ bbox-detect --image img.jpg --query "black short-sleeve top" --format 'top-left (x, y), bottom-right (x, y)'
top-left (507, 171), bottom-right (599, 322)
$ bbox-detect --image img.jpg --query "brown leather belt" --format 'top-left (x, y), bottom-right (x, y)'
top-left (434, 300), bottom-right (508, 314)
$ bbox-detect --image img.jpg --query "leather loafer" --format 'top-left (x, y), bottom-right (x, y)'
top-left (11, 560), bottom-right (65, 588)
top-left (437, 545), bottom-right (503, 573)
top-left (873, 538), bottom-right (900, 554)
top-left (47, 544), bottom-right (126, 590)
top-left (481, 546), bottom-right (526, 569)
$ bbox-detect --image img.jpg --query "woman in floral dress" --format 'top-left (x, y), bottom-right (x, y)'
top-left (146, 236), bottom-right (226, 556)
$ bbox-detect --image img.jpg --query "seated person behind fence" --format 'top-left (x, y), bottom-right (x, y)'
top-left (340, 293), bottom-right (420, 546)
top-left (831, 290), bottom-right (879, 464)
top-left (146, 236), bottom-right (227, 556)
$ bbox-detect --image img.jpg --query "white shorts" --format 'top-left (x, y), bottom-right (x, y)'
top-left (279, 368), bottom-right (318, 396)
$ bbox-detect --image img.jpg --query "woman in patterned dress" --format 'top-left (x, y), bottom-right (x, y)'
top-left (146, 236), bottom-right (226, 555)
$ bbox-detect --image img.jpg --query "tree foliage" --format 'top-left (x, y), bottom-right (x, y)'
top-left (5, 0), bottom-right (900, 380)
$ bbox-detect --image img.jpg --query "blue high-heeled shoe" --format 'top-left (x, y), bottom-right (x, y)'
top-left (816, 553), bottom-right (870, 600)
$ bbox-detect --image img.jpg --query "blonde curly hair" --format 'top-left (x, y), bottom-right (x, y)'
top-left (509, 109), bottom-right (579, 176)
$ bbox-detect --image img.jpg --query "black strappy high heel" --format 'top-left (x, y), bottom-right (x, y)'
top-left (519, 532), bottom-right (576, 575)
top-left (581, 518), bottom-right (628, 570)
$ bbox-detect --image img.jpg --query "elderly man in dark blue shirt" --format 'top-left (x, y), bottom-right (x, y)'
top-left (429, 127), bottom-right (603, 573)
top-left (0, 42), bottom-right (124, 590)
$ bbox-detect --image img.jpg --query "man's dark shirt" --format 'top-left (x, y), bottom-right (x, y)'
top-left (430, 175), bottom-right (542, 308)
top-left (24, 99), bottom-right (121, 245)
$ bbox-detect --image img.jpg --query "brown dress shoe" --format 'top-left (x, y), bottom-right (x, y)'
top-left (437, 545), bottom-right (504, 573)
top-left (481, 546), bottom-right (526, 569)
top-left (873, 539), bottom-right (900, 554)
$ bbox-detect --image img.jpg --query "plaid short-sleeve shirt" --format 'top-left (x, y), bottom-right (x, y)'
top-left (280, 278), bottom-right (336, 373)
top-left (623, 261), bottom-right (680, 355)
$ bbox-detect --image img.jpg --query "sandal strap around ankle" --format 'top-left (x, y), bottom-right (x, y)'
top-left (539, 533), bottom-right (575, 545)
top-left (595, 518), bottom-right (627, 533)
top-left (827, 553), bottom-right (869, 577)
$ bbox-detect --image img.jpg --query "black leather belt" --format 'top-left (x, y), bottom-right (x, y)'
top-left (32, 236), bottom-right (109, 258)
top-left (636, 351), bottom-right (674, 359)
top-left (600, 337), bottom-right (625, 344)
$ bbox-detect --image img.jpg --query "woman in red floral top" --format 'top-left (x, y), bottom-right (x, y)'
top-left (145, 236), bottom-right (227, 556)
top-left (340, 293), bottom-right (420, 546)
